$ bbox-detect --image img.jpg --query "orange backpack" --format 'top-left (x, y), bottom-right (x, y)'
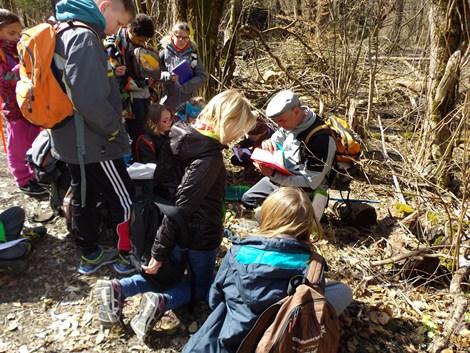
top-left (237, 253), bottom-right (340, 353)
top-left (305, 115), bottom-right (362, 165)
top-left (16, 22), bottom-right (96, 128)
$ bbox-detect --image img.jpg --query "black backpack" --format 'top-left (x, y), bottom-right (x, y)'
top-left (26, 130), bottom-right (70, 216)
top-left (129, 196), bottom-right (190, 289)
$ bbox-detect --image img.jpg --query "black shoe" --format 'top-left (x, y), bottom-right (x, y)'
top-left (19, 180), bottom-right (48, 196)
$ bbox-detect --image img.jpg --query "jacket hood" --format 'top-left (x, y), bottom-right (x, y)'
top-left (55, 0), bottom-right (106, 32)
top-left (229, 235), bottom-right (311, 311)
top-left (169, 121), bottom-right (224, 162)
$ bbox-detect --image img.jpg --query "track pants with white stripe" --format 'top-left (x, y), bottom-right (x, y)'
top-left (67, 159), bottom-right (135, 256)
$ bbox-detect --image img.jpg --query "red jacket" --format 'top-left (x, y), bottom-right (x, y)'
top-left (0, 40), bottom-right (22, 121)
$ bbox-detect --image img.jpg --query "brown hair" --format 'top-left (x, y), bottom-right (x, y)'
top-left (259, 187), bottom-right (323, 243)
top-left (145, 104), bottom-right (171, 136)
top-left (0, 9), bottom-right (20, 29)
top-left (112, 0), bottom-right (136, 18)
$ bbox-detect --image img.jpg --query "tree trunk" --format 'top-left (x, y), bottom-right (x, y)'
top-left (420, 0), bottom-right (468, 187)
top-left (316, 0), bottom-right (329, 38)
top-left (187, 0), bottom-right (227, 98)
top-left (219, 0), bottom-right (243, 89)
top-left (174, 0), bottom-right (188, 22)
top-left (390, 0), bottom-right (404, 48)
top-left (145, 0), bottom-right (153, 15)
top-left (133, 0), bottom-right (143, 13)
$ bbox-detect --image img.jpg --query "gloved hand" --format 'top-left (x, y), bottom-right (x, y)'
top-left (160, 71), bottom-right (172, 81)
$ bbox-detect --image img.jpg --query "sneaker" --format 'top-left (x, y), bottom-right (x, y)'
top-left (19, 180), bottom-right (48, 196)
top-left (21, 226), bottom-right (47, 243)
top-left (112, 253), bottom-right (135, 274)
top-left (95, 279), bottom-right (123, 327)
top-left (130, 292), bottom-right (166, 340)
top-left (78, 247), bottom-right (118, 275)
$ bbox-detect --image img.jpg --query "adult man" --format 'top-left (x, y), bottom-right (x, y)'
top-left (242, 90), bottom-right (336, 219)
top-left (51, 0), bottom-right (136, 274)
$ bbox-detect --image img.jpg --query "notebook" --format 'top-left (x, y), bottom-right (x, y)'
top-left (171, 60), bottom-right (193, 84)
top-left (251, 148), bottom-right (292, 175)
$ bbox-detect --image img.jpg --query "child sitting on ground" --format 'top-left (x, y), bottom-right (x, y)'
top-left (0, 206), bottom-right (46, 274)
top-left (174, 96), bottom-right (205, 123)
top-left (182, 187), bottom-right (353, 353)
top-left (133, 104), bottom-right (182, 201)
top-left (231, 119), bottom-right (273, 174)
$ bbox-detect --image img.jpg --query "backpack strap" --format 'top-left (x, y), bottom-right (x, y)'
top-left (306, 252), bottom-right (326, 287)
top-left (303, 124), bottom-right (331, 146)
top-left (55, 21), bottom-right (99, 39)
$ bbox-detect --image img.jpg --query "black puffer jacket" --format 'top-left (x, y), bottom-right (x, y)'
top-left (151, 121), bottom-right (226, 260)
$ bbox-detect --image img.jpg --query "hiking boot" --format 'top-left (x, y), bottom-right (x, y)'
top-left (21, 226), bottom-right (47, 243)
top-left (78, 247), bottom-right (118, 275)
top-left (95, 279), bottom-right (124, 327)
top-left (130, 292), bottom-right (166, 340)
top-left (19, 179), bottom-right (48, 196)
top-left (112, 253), bottom-right (135, 274)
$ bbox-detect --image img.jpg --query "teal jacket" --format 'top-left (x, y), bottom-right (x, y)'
top-left (182, 235), bottom-right (314, 353)
top-left (51, 0), bottom-right (130, 164)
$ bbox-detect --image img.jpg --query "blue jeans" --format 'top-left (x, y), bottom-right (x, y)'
top-left (119, 247), bottom-right (217, 311)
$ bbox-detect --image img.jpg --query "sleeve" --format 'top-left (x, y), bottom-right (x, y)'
top-left (270, 134), bottom-right (336, 189)
top-left (63, 30), bottom-right (122, 137)
top-left (178, 57), bottom-right (208, 95)
top-left (208, 252), bottom-right (231, 309)
top-left (151, 154), bottom-right (223, 260)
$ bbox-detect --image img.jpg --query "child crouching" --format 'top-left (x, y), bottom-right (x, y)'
top-left (182, 187), bottom-right (353, 353)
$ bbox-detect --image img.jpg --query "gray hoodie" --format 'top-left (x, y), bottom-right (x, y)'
top-left (50, 14), bottom-right (129, 164)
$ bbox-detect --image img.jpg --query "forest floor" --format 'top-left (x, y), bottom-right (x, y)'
top-left (1, 18), bottom-right (469, 353)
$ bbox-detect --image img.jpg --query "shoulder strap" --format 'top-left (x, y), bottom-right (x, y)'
top-left (56, 21), bottom-right (99, 39)
top-left (306, 252), bottom-right (326, 286)
top-left (303, 124), bottom-right (330, 146)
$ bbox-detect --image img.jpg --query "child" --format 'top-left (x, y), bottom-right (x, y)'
top-left (0, 206), bottom-right (46, 274)
top-left (182, 187), bottom-right (353, 353)
top-left (159, 22), bottom-right (208, 112)
top-left (231, 119), bottom-right (273, 172)
top-left (51, 0), bottom-right (136, 275)
top-left (134, 103), bottom-right (182, 201)
top-left (95, 89), bottom-right (257, 339)
top-left (0, 9), bottom-right (46, 196)
top-left (105, 14), bottom-right (156, 148)
top-left (174, 96), bottom-right (205, 123)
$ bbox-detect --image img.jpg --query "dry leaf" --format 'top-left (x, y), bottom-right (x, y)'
top-left (95, 332), bottom-right (105, 345)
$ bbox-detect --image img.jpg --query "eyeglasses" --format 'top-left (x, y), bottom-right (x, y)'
top-left (173, 34), bottom-right (189, 40)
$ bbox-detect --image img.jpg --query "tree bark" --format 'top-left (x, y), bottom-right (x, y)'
top-left (187, 0), bottom-right (227, 98)
top-left (419, 0), bottom-right (468, 187)
top-left (174, 0), bottom-right (188, 22)
top-left (219, 0), bottom-right (243, 89)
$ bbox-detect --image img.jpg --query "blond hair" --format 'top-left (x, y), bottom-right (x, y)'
top-left (198, 90), bottom-right (257, 145)
top-left (259, 187), bottom-right (322, 243)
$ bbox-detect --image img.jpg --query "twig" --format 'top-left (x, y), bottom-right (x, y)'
top-left (370, 249), bottom-right (430, 266)
top-left (430, 266), bottom-right (470, 353)
top-left (378, 115), bottom-right (406, 203)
